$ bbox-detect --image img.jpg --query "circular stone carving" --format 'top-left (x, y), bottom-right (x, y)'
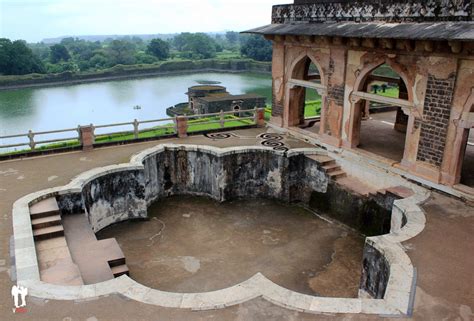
top-left (204, 133), bottom-right (232, 139)
top-left (273, 146), bottom-right (289, 152)
top-left (259, 133), bottom-right (284, 140)
top-left (261, 140), bottom-right (285, 148)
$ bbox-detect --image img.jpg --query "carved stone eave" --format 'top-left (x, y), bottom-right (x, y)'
top-left (448, 41), bottom-right (463, 54)
top-left (271, 1), bottom-right (472, 24)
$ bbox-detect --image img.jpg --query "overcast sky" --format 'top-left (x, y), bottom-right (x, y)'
top-left (0, 0), bottom-right (278, 42)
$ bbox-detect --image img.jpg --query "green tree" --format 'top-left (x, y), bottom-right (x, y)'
top-left (89, 52), bottom-right (109, 69)
top-left (135, 52), bottom-right (158, 64)
top-left (172, 33), bottom-right (192, 51)
top-left (46, 61), bottom-right (79, 73)
top-left (0, 38), bottom-right (45, 75)
top-left (106, 40), bottom-right (136, 66)
top-left (50, 44), bottom-right (71, 63)
top-left (176, 33), bottom-right (216, 59)
top-left (146, 38), bottom-right (170, 60)
top-left (225, 31), bottom-right (239, 44)
top-left (240, 35), bottom-right (272, 62)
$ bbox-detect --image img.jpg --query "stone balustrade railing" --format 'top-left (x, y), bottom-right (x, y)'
top-left (0, 108), bottom-right (266, 155)
top-left (271, 0), bottom-right (472, 24)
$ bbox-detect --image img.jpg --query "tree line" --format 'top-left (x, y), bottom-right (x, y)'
top-left (0, 32), bottom-right (272, 76)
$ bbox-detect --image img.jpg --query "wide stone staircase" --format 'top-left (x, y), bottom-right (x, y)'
top-left (29, 197), bottom-right (129, 285)
top-left (306, 154), bottom-right (347, 180)
top-left (31, 198), bottom-right (64, 241)
top-left (306, 154), bottom-right (414, 199)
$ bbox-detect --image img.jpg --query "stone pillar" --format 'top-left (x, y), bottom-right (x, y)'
top-left (176, 116), bottom-right (188, 138)
top-left (322, 47), bottom-right (346, 147)
top-left (394, 81), bottom-right (409, 133)
top-left (271, 41), bottom-right (285, 127)
top-left (80, 125), bottom-right (95, 151)
top-left (256, 108), bottom-right (265, 127)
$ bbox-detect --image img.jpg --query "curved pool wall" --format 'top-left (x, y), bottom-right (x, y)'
top-left (12, 144), bottom-right (429, 316)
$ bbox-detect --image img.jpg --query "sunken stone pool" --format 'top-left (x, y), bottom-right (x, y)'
top-left (97, 196), bottom-right (365, 297)
top-left (13, 143), bottom-right (428, 316)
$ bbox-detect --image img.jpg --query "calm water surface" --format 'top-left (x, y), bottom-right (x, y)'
top-left (0, 72), bottom-right (272, 137)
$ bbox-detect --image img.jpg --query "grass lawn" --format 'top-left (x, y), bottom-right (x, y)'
top-left (377, 87), bottom-right (400, 98)
top-left (304, 100), bottom-right (321, 118)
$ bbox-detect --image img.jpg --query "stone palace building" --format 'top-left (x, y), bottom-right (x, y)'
top-left (247, 0), bottom-right (474, 194)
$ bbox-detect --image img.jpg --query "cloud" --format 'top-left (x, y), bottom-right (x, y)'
top-left (0, 0), bottom-right (277, 42)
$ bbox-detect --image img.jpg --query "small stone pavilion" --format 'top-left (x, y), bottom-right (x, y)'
top-left (187, 85), bottom-right (266, 114)
top-left (247, 0), bottom-right (474, 192)
top-left (167, 85), bottom-right (266, 116)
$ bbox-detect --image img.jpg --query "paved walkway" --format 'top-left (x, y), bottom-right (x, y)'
top-left (0, 128), bottom-right (473, 320)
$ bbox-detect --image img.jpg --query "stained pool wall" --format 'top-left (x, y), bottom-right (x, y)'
top-left (142, 150), bottom-right (328, 205)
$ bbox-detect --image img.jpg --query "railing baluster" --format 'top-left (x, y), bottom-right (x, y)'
top-left (27, 130), bottom-right (35, 150)
top-left (1, 110), bottom-right (261, 154)
top-left (220, 110), bottom-right (225, 128)
top-left (133, 119), bottom-right (139, 139)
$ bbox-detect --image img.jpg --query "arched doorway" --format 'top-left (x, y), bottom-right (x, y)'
top-left (285, 55), bottom-right (326, 134)
top-left (347, 62), bottom-right (414, 163)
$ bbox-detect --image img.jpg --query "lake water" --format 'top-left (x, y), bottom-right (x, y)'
top-left (0, 72), bottom-right (273, 137)
top-left (0, 72), bottom-right (321, 151)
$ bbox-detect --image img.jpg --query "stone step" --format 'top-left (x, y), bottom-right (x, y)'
top-left (306, 154), bottom-right (336, 166)
top-left (33, 225), bottom-right (64, 241)
top-left (386, 186), bottom-right (415, 199)
top-left (31, 215), bottom-right (62, 230)
top-left (108, 257), bottom-right (126, 268)
top-left (30, 197), bottom-right (60, 219)
top-left (328, 170), bottom-right (347, 180)
top-left (368, 189), bottom-right (386, 198)
top-left (111, 264), bottom-right (129, 278)
top-left (322, 163), bottom-right (341, 173)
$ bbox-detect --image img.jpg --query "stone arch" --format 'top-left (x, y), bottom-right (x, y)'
top-left (353, 58), bottom-right (414, 103)
top-left (288, 52), bottom-right (326, 86)
top-left (346, 58), bottom-right (415, 164)
top-left (285, 52), bottom-right (327, 128)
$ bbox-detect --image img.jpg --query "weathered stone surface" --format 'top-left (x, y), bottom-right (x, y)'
top-left (360, 242), bottom-right (390, 299)
top-left (56, 192), bottom-right (84, 215)
top-left (309, 181), bottom-right (392, 236)
top-left (143, 148), bottom-right (328, 205)
top-left (81, 170), bottom-right (147, 232)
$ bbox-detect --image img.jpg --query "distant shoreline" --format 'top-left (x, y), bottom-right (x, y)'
top-left (0, 59), bottom-right (271, 91)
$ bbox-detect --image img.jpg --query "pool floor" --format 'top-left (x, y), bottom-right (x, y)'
top-left (97, 196), bottom-right (365, 297)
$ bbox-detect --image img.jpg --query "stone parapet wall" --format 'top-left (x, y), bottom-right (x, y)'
top-left (81, 170), bottom-right (147, 233)
top-left (141, 146), bottom-right (328, 206)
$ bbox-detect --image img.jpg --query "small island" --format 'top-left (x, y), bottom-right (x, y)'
top-left (167, 85), bottom-right (266, 116)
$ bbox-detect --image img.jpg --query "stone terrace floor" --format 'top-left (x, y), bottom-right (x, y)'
top-left (0, 127), bottom-right (473, 321)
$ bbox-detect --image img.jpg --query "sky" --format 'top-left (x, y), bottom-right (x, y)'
top-left (0, 0), bottom-right (278, 43)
